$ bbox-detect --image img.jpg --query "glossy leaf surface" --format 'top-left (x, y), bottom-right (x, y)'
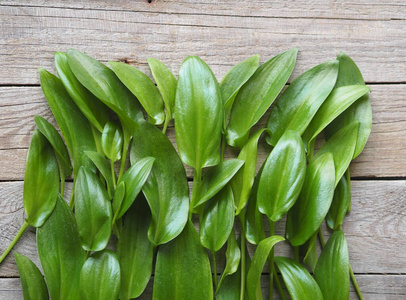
top-left (200, 185), bottom-right (235, 251)
top-left (217, 229), bottom-right (241, 290)
top-left (153, 221), bottom-right (213, 300)
top-left (131, 122), bottom-right (189, 245)
top-left (267, 60), bottom-right (339, 146)
top-left (175, 56), bottom-right (223, 170)
top-left (247, 235), bottom-right (285, 300)
top-left (227, 49), bottom-right (297, 148)
top-left (101, 121), bottom-right (123, 162)
top-left (75, 166), bottom-right (112, 251)
top-left (85, 151), bottom-right (115, 199)
top-left (257, 130), bottom-right (306, 222)
top-left (274, 257), bottom-right (323, 300)
top-left (326, 170), bottom-right (351, 230)
top-left (37, 196), bottom-right (85, 300)
top-left (79, 250), bottom-right (120, 300)
top-left (23, 130), bottom-right (59, 227)
top-left (15, 252), bottom-right (49, 300)
top-left (109, 61), bottom-right (165, 125)
top-left (117, 195), bottom-right (154, 299)
top-left (314, 230), bottom-right (350, 300)
top-left (286, 152), bottom-right (335, 246)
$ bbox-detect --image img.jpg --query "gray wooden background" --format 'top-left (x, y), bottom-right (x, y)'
top-left (0, 0), bottom-right (405, 299)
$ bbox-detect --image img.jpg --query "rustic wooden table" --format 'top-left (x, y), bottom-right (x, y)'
top-left (0, 1), bottom-right (405, 299)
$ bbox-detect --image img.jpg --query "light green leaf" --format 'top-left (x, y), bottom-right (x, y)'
top-left (131, 122), bottom-right (189, 246)
top-left (227, 49), bottom-right (297, 148)
top-left (326, 170), bottom-right (351, 230)
top-left (112, 181), bottom-right (125, 225)
top-left (75, 166), bottom-right (112, 251)
top-left (79, 250), bottom-right (120, 300)
top-left (14, 252), bottom-right (49, 300)
top-left (175, 56), bottom-right (223, 170)
top-left (247, 235), bottom-right (285, 300)
top-left (101, 121), bottom-right (123, 162)
top-left (314, 230), bottom-right (350, 300)
top-left (217, 229), bottom-right (241, 291)
top-left (200, 185), bottom-right (235, 252)
top-left (267, 60), bottom-right (339, 146)
top-left (109, 61), bottom-right (165, 125)
top-left (274, 257), bottom-right (323, 300)
top-left (153, 221), bottom-right (213, 300)
top-left (257, 130), bottom-right (306, 222)
top-left (286, 152), bottom-right (335, 246)
top-left (37, 196), bottom-right (85, 300)
top-left (23, 130), bottom-right (59, 227)
top-left (85, 151), bottom-right (115, 199)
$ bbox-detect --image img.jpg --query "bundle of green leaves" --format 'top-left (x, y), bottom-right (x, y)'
top-left (0, 49), bottom-right (371, 300)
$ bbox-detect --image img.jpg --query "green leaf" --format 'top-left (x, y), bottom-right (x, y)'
top-left (75, 166), bottom-right (112, 251)
top-left (39, 68), bottom-right (97, 178)
top-left (217, 229), bottom-right (241, 291)
top-left (85, 151), bottom-right (115, 199)
top-left (325, 52), bottom-right (372, 158)
top-left (117, 195), bottom-right (154, 299)
top-left (23, 130), bottom-right (59, 227)
top-left (200, 185), bottom-right (235, 251)
top-left (153, 221), bottom-right (213, 300)
top-left (313, 120), bottom-right (359, 187)
top-left (79, 250), bottom-right (120, 300)
top-left (131, 122), bottom-right (189, 245)
top-left (112, 181), bottom-right (126, 225)
top-left (226, 48), bottom-right (297, 148)
top-left (220, 54), bottom-right (259, 128)
top-left (246, 235), bottom-right (285, 300)
top-left (274, 257), bottom-right (323, 300)
top-left (147, 58), bottom-right (177, 120)
top-left (286, 152), bottom-right (335, 246)
top-left (314, 230), bottom-right (350, 300)
top-left (231, 129), bottom-right (269, 215)
top-left (55, 52), bottom-right (110, 132)
top-left (267, 60), bottom-right (339, 146)
top-left (257, 130), bottom-right (306, 222)
top-left (326, 170), bottom-right (351, 230)
top-left (302, 85), bottom-right (370, 150)
top-left (303, 232), bottom-right (318, 272)
top-left (113, 157), bottom-right (155, 220)
top-left (175, 56), bottom-right (223, 170)
top-left (14, 252), bottom-right (49, 300)
top-left (37, 196), bottom-right (85, 300)
top-left (101, 121), bottom-right (123, 162)
top-left (34, 116), bottom-right (72, 179)
top-left (109, 61), bottom-right (165, 125)
top-left (193, 159), bottom-right (244, 208)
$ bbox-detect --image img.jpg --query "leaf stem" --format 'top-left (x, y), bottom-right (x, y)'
top-left (273, 265), bottom-right (287, 300)
top-left (238, 212), bottom-right (246, 300)
top-left (69, 184), bottom-right (75, 210)
top-left (212, 250), bottom-right (218, 290)
top-left (118, 139), bottom-right (129, 182)
top-left (110, 159), bottom-right (117, 189)
top-left (0, 221), bottom-right (29, 264)
top-left (190, 167), bottom-right (202, 216)
top-left (268, 219), bottom-right (275, 300)
top-left (60, 172), bottom-right (66, 197)
top-left (162, 115), bottom-right (170, 134)
top-left (318, 227), bottom-right (325, 246)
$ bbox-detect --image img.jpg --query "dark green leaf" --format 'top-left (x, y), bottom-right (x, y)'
top-left (153, 221), bottom-right (213, 300)
top-left (274, 257), bottom-right (323, 300)
top-left (85, 151), bottom-right (115, 199)
top-left (267, 60), bottom-right (339, 146)
top-left (75, 166), bottom-right (112, 251)
top-left (257, 130), bottom-right (306, 222)
top-left (14, 252), bottom-right (49, 300)
top-left (131, 122), bottom-right (189, 245)
top-left (79, 250), bottom-right (120, 300)
top-left (109, 61), bottom-right (165, 125)
top-left (227, 49), bottom-right (297, 148)
top-left (101, 121), bottom-right (123, 162)
top-left (37, 195), bottom-right (85, 300)
top-left (326, 170), bottom-right (351, 230)
top-left (286, 152), bottom-right (335, 246)
top-left (314, 230), bottom-right (350, 300)
top-left (302, 232), bottom-right (318, 272)
top-left (175, 56), bottom-right (223, 170)
top-left (200, 185), bottom-right (235, 251)
top-left (23, 130), bottom-right (59, 227)
top-left (217, 229), bottom-right (241, 291)
top-left (117, 195), bottom-right (153, 299)
top-left (112, 181), bottom-right (125, 224)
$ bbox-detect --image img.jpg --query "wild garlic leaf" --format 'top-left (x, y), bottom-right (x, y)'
top-left (303, 232), bottom-right (318, 272)
top-left (326, 170), bottom-right (351, 230)
top-left (267, 60), bottom-right (339, 146)
top-left (257, 130), bottom-right (306, 222)
top-left (85, 151), bottom-right (115, 199)
top-left (286, 152), bottom-right (335, 246)
top-left (23, 130), bottom-right (59, 227)
top-left (226, 48), bottom-right (297, 148)
top-left (274, 257), bottom-right (323, 300)
top-left (109, 61), bottom-right (165, 125)
top-left (175, 56), bottom-right (223, 170)
top-left (217, 229), bottom-right (241, 291)
top-left (101, 121), bottom-right (123, 162)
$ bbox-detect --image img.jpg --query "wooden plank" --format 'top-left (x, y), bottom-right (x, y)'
top-left (0, 5), bottom-right (405, 84)
top-left (0, 180), bottom-right (405, 277)
top-left (1, 84), bottom-right (405, 180)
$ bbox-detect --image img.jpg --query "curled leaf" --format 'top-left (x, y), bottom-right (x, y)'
top-left (326, 170), bottom-right (351, 230)
top-left (85, 151), bottom-right (115, 199)
top-left (101, 121), bottom-right (123, 162)
top-left (217, 229), bottom-right (241, 291)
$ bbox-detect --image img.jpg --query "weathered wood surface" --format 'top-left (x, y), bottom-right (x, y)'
top-left (1, 84), bottom-right (405, 180)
